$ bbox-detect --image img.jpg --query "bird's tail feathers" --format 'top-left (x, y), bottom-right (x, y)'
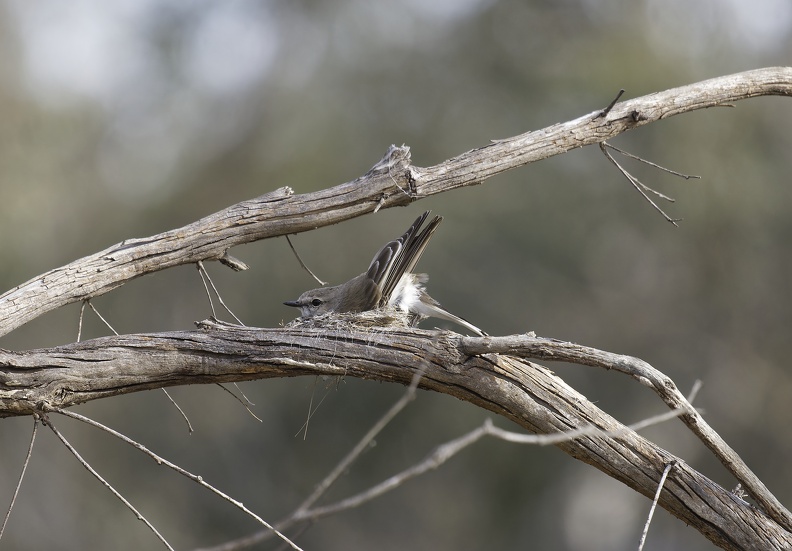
top-left (413, 294), bottom-right (487, 336)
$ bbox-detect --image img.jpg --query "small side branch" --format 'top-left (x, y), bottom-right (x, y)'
top-left (1, 326), bottom-right (789, 548)
top-left (599, 142), bottom-right (681, 225)
top-left (594, 88), bottom-right (625, 119)
top-left (458, 333), bottom-right (792, 531)
top-left (295, 367), bottom-right (426, 515)
top-left (285, 236), bottom-right (327, 286)
top-left (0, 417), bottom-right (38, 541)
top-left (57, 409), bottom-right (301, 551)
top-left (42, 415), bottom-right (175, 551)
top-left (639, 461), bottom-right (677, 551)
top-left (604, 143), bottom-right (701, 181)
top-left (197, 261), bottom-right (245, 325)
top-left (3, 68), bottom-right (791, 337)
top-left (205, 387), bottom-right (693, 551)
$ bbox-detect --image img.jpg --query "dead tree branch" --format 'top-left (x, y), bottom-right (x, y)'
top-left (1, 67), bottom-right (790, 337)
top-left (459, 335), bottom-right (792, 529)
top-left (0, 324), bottom-right (790, 550)
top-left (2, 67), bottom-right (792, 550)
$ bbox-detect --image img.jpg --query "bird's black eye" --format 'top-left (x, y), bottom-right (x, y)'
top-left (311, 299), bottom-right (323, 307)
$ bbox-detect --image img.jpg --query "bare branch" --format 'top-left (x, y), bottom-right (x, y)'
top-left (218, 252), bottom-right (249, 272)
top-left (594, 88), bottom-right (625, 119)
top-left (639, 461), bottom-right (677, 551)
top-left (294, 377), bottom-right (333, 440)
top-left (600, 142), bottom-right (681, 225)
top-left (162, 388), bottom-right (194, 433)
top-left (197, 261), bottom-right (245, 325)
top-left (0, 417), bottom-right (38, 541)
top-left (2, 67), bottom-right (791, 337)
top-left (2, 68), bottom-right (792, 551)
top-left (458, 333), bottom-right (792, 530)
top-left (77, 300), bottom-right (87, 342)
top-left (215, 383), bottom-right (263, 423)
top-left (89, 299), bottom-right (197, 432)
top-left (42, 415), bottom-right (175, 551)
top-left (296, 367), bottom-right (426, 515)
top-left (603, 142), bottom-right (701, 181)
top-left (302, 401), bottom-right (695, 519)
top-left (56, 409), bottom-right (302, 551)
top-left (285, 235), bottom-right (327, 286)
top-left (208, 384), bottom-right (697, 551)
top-left (2, 325), bottom-right (789, 549)
top-left (87, 300), bottom-right (119, 335)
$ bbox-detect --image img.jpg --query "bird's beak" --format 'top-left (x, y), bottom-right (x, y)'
top-left (283, 300), bottom-right (301, 308)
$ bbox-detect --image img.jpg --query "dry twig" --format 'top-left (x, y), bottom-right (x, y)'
top-left (0, 417), bottom-right (38, 541)
top-left (56, 409), bottom-right (301, 551)
top-left (43, 415), bottom-right (175, 551)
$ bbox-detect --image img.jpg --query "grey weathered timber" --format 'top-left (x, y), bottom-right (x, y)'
top-left (2, 67), bottom-right (792, 550)
top-left (1, 67), bottom-right (791, 337)
top-left (0, 325), bottom-right (790, 550)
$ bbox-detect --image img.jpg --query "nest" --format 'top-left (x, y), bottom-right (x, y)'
top-left (284, 307), bottom-right (414, 332)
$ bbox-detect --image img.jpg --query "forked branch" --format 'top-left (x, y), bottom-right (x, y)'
top-left (0, 325), bottom-right (790, 550)
top-left (1, 67), bottom-right (790, 337)
top-left (2, 67), bottom-right (792, 551)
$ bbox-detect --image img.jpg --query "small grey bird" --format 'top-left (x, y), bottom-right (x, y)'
top-left (284, 211), bottom-right (485, 335)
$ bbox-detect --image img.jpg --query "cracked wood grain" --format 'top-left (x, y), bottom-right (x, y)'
top-left (0, 323), bottom-right (789, 550)
top-left (2, 67), bottom-right (792, 551)
top-left (2, 67), bottom-right (791, 337)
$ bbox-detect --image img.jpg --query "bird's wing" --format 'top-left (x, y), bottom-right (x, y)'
top-left (362, 211), bottom-right (431, 307)
top-left (377, 211), bottom-right (442, 307)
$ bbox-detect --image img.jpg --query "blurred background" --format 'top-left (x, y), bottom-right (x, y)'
top-left (0, 1), bottom-right (791, 549)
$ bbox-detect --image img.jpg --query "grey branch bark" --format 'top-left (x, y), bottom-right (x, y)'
top-left (1, 67), bottom-right (792, 550)
top-left (1, 67), bottom-right (791, 337)
top-left (0, 324), bottom-right (790, 550)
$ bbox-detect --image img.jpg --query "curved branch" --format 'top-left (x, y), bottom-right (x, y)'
top-left (2, 67), bottom-right (791, 337)
top-left (459, 335), bottom-right (792, 533)
top-left (0, 324), bottom-right (790, 550)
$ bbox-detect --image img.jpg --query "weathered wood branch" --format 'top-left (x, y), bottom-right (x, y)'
top-left (0, 323), bottom-right (789, 550)
top-left (459, 335), bottom-right (792, 534)
top-left (1, 67), bottom-right (791, 337)
top-left (2, 67), bottom-right (791, 550)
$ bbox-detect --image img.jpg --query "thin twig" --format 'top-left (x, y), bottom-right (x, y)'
top-left (215, 384), bottom-right (262, 422)
top-left (285, 236), bottom-right (327, 286)
top-left (204, 379), bottom-right (695, 551)
top-left (485, 404), bottom-right (695, 446)
top-left (56, 409), bottom-right (302, 551)
top-left (599, 142), bottom-right (681, 226)
top-left (297, 367), bottom-right (426, 514)
top-left (638, 461), bottom-right (677, 551)
top-left (272, 523), bottom-right (312, 551)
top-left (594, 88), bottom-right (625, 119)
top-left (295, 377), bottom-right (332, 440)
top-left (162, 388), bottom-right (194, 433)
top-left (232, 383), bottom-right (254, 406)
top-left (43, 415), bottom-right (175, 551)
top-left (87, 300), bottom-right (194, 430)
top-left (0, 417), bottom-right (38, 541)
top-left (604, 143), bottom-right (701, 181)
top-left (303, 402), bottom-right (692, 522)
top-left (300, 421), bottom-right (489, 521)
top-left (77, 300), bottom-right (87, 342)
top-left (458, 334), bottom-right (792, 529)
top-left (197, 261), bottom-right (245, 325)
top-left (87, 300), bottom-right (119, 335)
top-left (196, 368), bottom-right (427, 551)
top-left (197, 261), bottom-right (217, 318)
